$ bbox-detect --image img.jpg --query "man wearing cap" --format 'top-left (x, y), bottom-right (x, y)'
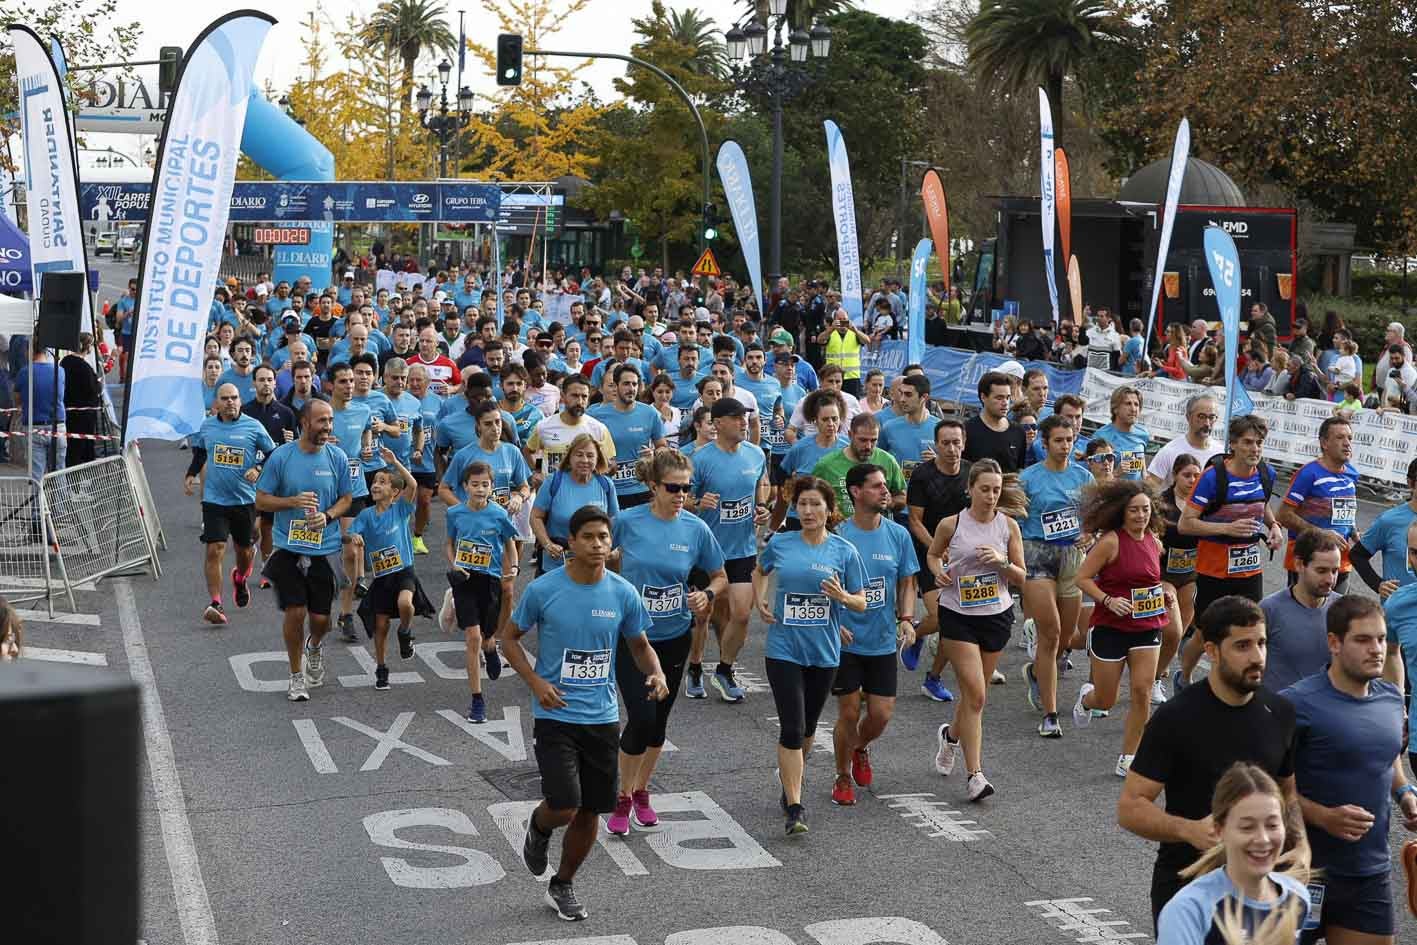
top-left (270, 316), bottom-right (316, 371)
top-left (337, 271), bottom-right (356, 308)
top-left (769, 328), bottom-right (817, 390)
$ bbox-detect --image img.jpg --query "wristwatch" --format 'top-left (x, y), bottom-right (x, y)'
top-left (703, 588), bottom-right (716, 604)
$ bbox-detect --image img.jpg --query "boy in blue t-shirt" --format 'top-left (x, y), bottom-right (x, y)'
top-left (348, 448), bottom-right (421, 691)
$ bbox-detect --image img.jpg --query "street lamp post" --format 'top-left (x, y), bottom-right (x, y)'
top-left (726, 3), bottom-right (831, 292)
top-left (416, 58), bottom-right (474, 178)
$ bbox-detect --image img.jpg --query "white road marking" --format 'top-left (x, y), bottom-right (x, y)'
top-left (15, 608), bottom-right (101, 626)
top-left (1024, 898), bottom-right (1149, 942)
top-left (877, 793), bottom-right (991, 841)
top-left (330, 712), bottom-right (452, 771)
top-left (115, 579), bottom-right (219, 945)
top-left (24, 645), bottom-right (108, 666)
top-left (291, 719), bottom-right (338, 774)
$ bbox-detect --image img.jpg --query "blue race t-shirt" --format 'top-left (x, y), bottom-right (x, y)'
top-left (589, 401), bottom-right (666, 498)
top-left (1092, 422), bottom-right (1150, 481)
top-left (1384, 582), bottom-right (1417, 753)
top-left (385, 390), bottom-right (424, 468)
top-left (216, 367), bottom-right (257, 405)
top-left (194, 414), bottom-right (275, 506)
top-left (410, 391), bottom-right (443, 475)
top-left (510, 569), bottom-right (652, 724)
top-left (837, 517), bottom-right (918, 657)
top-left (1156, 867), bottom-right (1309, 945)
top-left (736, 371), bottom-right (783, 443)
top-left (446, 501), bottom-right (520, 578)
top-left (1361, 503), bottom-right (1417, 589)
top-left (532, 472), bottom-right (619, 570)
top-left (612, 505), bottom-right (726, 642)
top-left (436, 404), bottom-right (521, 453)
top-left (330, 401), bottom-right (372, 498)
top-left (759, 531), bottom-right (867, 668)
top-left (767, 383), bottom-right (807, 456)
top-left (1018, 462), bottom-right (1093, 543)
top-left (691, 440), bottom-right (767, 560)
top-left (442, 441), bottom-right (530, 503)
top-left (256, 441), bottom-right (352, 556)
top-left (779, 435), bottom-right (849, 522)
top-left (354, 390), bottom-right (399, 472)
top-left (116, 295), bottom-right (136, 335)
top-left (350, 497), bottom-right (415, 578)
top-left (880, 414), bottom-right (938, 481)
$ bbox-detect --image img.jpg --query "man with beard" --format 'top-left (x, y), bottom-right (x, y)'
top-left (498, 364), bottom-right (545, 444)
top-left (525, 375), bottom-right (616, 482)
top-left (217, 337), bottom-right (258, 403)
top-left (1145, 393), bottom-right (1224, 491)
top-left (1118, 595), bottom-right (1301, 929)
top-left (1276, 417), bottom-right (1360, 593)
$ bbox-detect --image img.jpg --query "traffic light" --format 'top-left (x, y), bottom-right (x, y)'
top-left (702, 203), bottom-right (719, 241)
top-left (158, 46), bottom-right (183, 97)
top-left (496, 34), bottom-right (523, 86)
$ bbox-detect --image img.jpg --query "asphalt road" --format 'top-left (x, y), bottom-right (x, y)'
top-left (8, 254), bottom-right (1416, 945)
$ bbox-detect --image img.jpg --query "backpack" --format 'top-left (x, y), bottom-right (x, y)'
top-left (545, 468), bottom-right (615, 516)
top-left (1199, 454), bottom-right (1277, 520)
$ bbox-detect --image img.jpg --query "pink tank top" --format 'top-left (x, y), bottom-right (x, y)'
top-left (939, 509), bottom-right (1014, 616)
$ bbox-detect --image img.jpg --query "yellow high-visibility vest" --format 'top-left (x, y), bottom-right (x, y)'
top-left (825, 329), bottom-right (862, 379)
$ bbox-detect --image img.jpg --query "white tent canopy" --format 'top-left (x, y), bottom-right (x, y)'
top-left (0, 294), bottom-right (33, 337)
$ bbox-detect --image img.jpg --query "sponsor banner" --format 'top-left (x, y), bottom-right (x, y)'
top-left (80, 180), bottom-right (502, 223)
top-left (824, 120), bottom-right (863, 325)
top-left (1055, 147), bottom-right (1072, 274)
top-left (863, 341), bottom-right (1084, 409)
top-left (1204, 226), bottom-right (1254, 425)
top-left (1038, 89), bottom-right (1058, 324)
top-left (920, 168), bottom-right (950, 293)
top-left (124, 12), bottom-right (274, 445)
top-left (715, 140), bottom-right (764, 310)
top-left (1142, 118), bottom-right (1189, 357)
top-left (272, 220), bottom-right (332, 288)
top-left (906, 239), bottom-right (930, 368)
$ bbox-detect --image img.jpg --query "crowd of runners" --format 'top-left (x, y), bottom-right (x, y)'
top-left (120, 263), bottom-right (1417, 938)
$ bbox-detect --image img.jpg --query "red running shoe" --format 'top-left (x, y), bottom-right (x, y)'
top-left (831, 774), bottom-right (856, 806)
top-left (851, 748), bottom-right (873, 787)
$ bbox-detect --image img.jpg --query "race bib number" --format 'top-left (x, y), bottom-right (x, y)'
top-left (1042, 507), bottom-right (1081, 543)
top-left (1330, 496), bottom-right (1357, 527)
top-left (213, 444), bottom-right (244, 468)
top-left (642, 583), bottom-right (685, 617)
top-left (901, 460), bottom-right (919, 480)
top-left (371, 546), bottom-right (403, 576)
top-left (958, 573), bottom-right (1001, 609)
top-left (1227, 542), bottom-right (1261, 575)
top-left (288, 518), bottom-right (323, 548)
top-left (1131, 584), bottom-right (1166, 620)
top-left (348, 459), bottom-right (362, 483)
top-left (1166, 546), bottom-right (1197, 574)
top-left (783, 592), bottom-right (830, 627)
top-left (397, 417), bottom-right (411, 436)
top-left (1120, 451), bottom-right (1145, 477)
top-left (454, 539), bottom-right (493, 571)
top-left (1303, 883), bottom-right (1325, 931)
top-left (560, 649), bottom-right (611, 686)
top-left (764, 423), bottom-right (786, 448)
top-left (720, 497), bottom-right (752, 523)
top-left (864, 577), bottom-right (887, 610)
top-left (613, 460), bottom-right (638, 485)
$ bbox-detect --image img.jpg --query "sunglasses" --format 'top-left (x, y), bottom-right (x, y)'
top-left (660, 482), bottom-right (692, 494)
top-left (1021, 423), bottom-right (1038, 432)
top-left (1088, 454), bottom-right (1116, 464)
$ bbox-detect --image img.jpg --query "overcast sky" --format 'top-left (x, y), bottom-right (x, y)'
top-left (80, 0), bottom-right (920, 162)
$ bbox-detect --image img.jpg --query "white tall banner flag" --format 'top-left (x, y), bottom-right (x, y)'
top-left (8, 25), bottom-right (96, 333)
top-left (823, 120), bottom-right (863, 325)
top-left (1141, 118), bottom-right (1190, 359)
top-left (1038, 88), bottom-right (1058, 324)
top-left (123, 12), bottom-right (275, 445)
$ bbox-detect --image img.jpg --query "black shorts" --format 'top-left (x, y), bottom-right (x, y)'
top-left (200, 502), bottom-right (255, 547)
top-left (367, 568), bottom-right (417, 617)
top-left (1089, 624), bottom-right (1163, 662)
top-left (532, 717), bottom-right (620, 814)
top-left (1300, 870), bottom-right (1394, 942)
top-left (831, 651), bottom-right (897, 697)
top-left (264, 548), bottom-right (337, 615)
top-left (769, 453), bottom-right (789, 487)
top-left (687, 567), bottom-right (710, 591)
top-left (451, 571), bottom-right (503, 631)
top-left (617, 490), bottom-right (651, 510)
top-left (1194, 571), bottom-right (1264, 617)
top-left (725, 554), bottom-right (755, 585)
top-left (913, 539), bottom-right (936, 593)
top-left (412, 470), bottom-right (438, 491)
top-left (939, 608), bottom-right (1012, 653)
top-left (259, 508), bottom-right (274, 526)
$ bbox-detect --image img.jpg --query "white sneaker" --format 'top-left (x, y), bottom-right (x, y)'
top-left (1021, 618), bottom-right (1037, 659)
top-left (966, 771), bottom-right (994, 802)
top-left (934, 723), bottom-right (957, 776)
top-left (1072, 682), bottom-right (1095, 729)
top-left (1150, 678), bottom-right (1168, 705)
top-left (990, 668), bottom-right (1007, 685)
top-left (303, 643), bottom-right (325, 687)
top-left (1115, 753), bottom-right (1135, 778)
top-left (287, 672), bottom-right (309, 702)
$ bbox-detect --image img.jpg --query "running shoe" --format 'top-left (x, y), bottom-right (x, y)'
top-left (258, 577), bottom-right (271, 590)
top-left (1073, 682), bottom-right (1095, 729)
top-left (412, 535), bottom-right (430, 556)
top-left (710, 667), bottom-right (745, 703)
top-left (338, 613), bottom-right (358, 643)
top-left (303, 643), bottom-right (325, 687)
top-left (1151, 678), bottom-right (1169, 706)
top-left (1057, 652), bottom-right (1074, 675)
top-left (545, 880), bottom-right (587, 921)
top-left (467, 694), bottom-right (486, 723)
top-left (991, 668), bottom-right (1007, 685)
top-left (966, 771), bottom-right (995, 802)
top-left (232, 569), bottom-right (250, 608)
top-left (1037, 713), bottom-right (1062, 738)
top-left (606, 795), bottom-right (632, 836)
top-left (1090, 708), bottom-right (1111, 719)
top-left (921, 673), bottom-right (954, 702)
top-left (203, 601), bottom-right (227, 625)
top-left (1023, 662), bottom-right (1041, 711)
top-left (1116, 753), bottom-right (1135, 778)
top-left (1020, 617), bottom-right (1037, 657)
top-left (899, 637), bottom-right (924, 671)
top-left (831, 774), bottom-right (856, 806)
top-left (851, 748), bottom-right (873, 787)
top-left (287, 672), bottom-right (309, 702)
top-left (523, 818), bottom-right (550, 876)
top-left (374, 665), bottom-right (390, 691)
top-left (785, 804), bottom-right (808, 836)
top-left (1171, 668), bottom-right (1188, 694)
top-left (935, 723), bottom-right (957, 776)
top-left (484, 645), bottom-right (502, 681)
top-left (631, 789), bottom-right (658, 827)
top-left (397, 627), bottom-right (415, 660)
top-left (685, 664), bottom-right (706, 699)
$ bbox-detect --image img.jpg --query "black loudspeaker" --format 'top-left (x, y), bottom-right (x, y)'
top-left (37, 271), bottom-right (86, 351)
top-left (1, 662), bottom-right (139, 944)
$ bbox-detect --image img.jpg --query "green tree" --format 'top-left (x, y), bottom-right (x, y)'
top-left (361, 0), bottom-right (457, 113)
top-left (965, 0), bottom-right (1121, 146)
top-left (666, 7), bottom-right (728, 80)
top-left (736, 0), bottom-right (855, 28)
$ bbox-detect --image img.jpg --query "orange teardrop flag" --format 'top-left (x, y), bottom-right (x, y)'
top-left (1055, 148), bottom-right (1073, 270)
top-left (1068, 254), bottom-right (1083, 325)
top-left (920, 167), bottom-right (950, 293)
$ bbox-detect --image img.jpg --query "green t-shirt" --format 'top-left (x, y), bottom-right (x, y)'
top-left (810, 447), bottom-right (907, 516)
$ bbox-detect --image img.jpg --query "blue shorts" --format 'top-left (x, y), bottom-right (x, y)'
top-left (1300, 870), bottom-right (1394, 942)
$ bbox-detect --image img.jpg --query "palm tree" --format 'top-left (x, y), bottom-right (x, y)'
top-left (965, 0), bottom-right (1119, 145)
top-left (736, 0), bottom-right (854, 29)
top-left (667, 7), bottom-right (728, 79)
top-left (361, 0), bottom-right (457, 113)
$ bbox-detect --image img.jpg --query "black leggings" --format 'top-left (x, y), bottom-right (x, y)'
top-left (616, 632), bottom-right (691, 755)
top-left (765, 657), bottom-right (837, 750)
